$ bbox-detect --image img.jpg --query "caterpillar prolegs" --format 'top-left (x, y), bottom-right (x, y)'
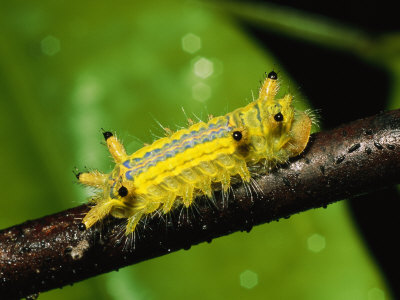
top-left (77, 71), bottom-right (312, 235)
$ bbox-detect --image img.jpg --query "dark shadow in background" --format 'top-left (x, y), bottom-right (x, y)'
top-left (228, 0), bottom-right (399, 297)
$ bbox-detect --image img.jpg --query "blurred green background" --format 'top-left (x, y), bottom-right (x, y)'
top-left (1, 0), bottom-right (399, 299)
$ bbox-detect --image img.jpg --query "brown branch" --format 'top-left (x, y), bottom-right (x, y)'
top-left (1, 109), bottom-right (400, 299)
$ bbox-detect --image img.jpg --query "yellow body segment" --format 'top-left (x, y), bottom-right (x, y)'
top-left (79, 71), bottom-right (312, 234)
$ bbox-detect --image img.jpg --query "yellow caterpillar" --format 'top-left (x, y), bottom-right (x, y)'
top-left (78, 71), bottom-right (312, 234)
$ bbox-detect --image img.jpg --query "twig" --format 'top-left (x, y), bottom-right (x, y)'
top-left (1, 109), bottom-right (400, 299)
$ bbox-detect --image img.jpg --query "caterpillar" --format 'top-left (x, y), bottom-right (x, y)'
top-left (77, 71), bottom-right (312, 235)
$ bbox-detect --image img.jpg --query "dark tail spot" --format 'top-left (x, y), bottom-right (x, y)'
top-left (267, 71), bottom-right (278, 80)
top-left (103, 131), bottom-right (113, 140)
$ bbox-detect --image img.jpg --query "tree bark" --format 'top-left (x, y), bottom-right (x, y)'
top-left (1, 109), bottom-right (400, 299)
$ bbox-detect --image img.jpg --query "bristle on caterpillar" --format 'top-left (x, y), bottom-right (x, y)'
top-left (78, 71), bottom-right (312, 235)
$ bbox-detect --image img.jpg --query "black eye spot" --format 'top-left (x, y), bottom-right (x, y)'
top-left (118, 186), bottom-right (128, 197)
top-left (232, 131), bottom-right (242, 141)
top-left (267, 71), bottom-right (278, 80)
top-left (274, 112), bottom-right (284, 122)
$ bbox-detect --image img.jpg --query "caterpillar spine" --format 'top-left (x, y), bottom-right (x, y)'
top-left (78, 71), bottom-right (312, 234)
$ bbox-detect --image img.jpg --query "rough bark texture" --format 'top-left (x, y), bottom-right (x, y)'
top-left (1, 109), bottom-right (400, 299)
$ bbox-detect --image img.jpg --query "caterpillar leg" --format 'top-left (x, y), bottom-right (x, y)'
top-left (126, 212), bottom-right (144, 234)
top-left (200, 179), bottom-right (213, 198)
top-left (182, 185), bottom-right (194, 207)
top-left (102, 131), bottom-right (127, 164)
top-left (145, 202), bottom-right (161, 213)
top-left (162, 192), bottom-right (177, 214)
top-left (259, 71), bottom-right (279, 104)
top-left (194, 178), bottom-right (212, 199)
top-left (236, 159), bottom-right (251, 182)
top-left (77, 171), bottom-right (107, 188)
top-left (83, 199), bottom-right (124, 229)
top-left (124, 201), bottom-right (161, 234)
top-left (220, 172), bottom-right (231, 193)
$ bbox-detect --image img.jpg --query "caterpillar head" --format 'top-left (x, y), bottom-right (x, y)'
top-left (231, 71), bottom-right (311, 163)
